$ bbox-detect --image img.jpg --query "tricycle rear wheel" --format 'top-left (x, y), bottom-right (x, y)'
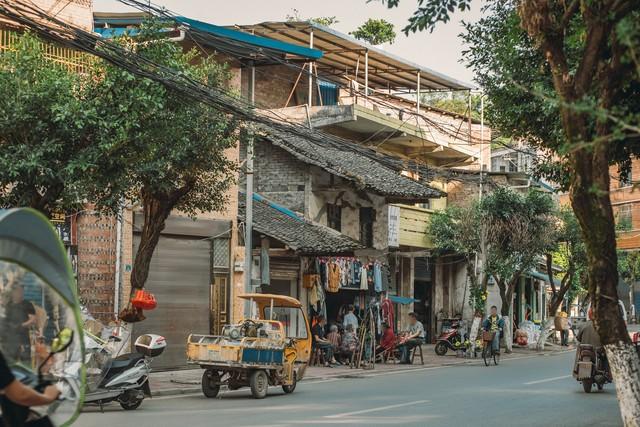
top-left (250, 370), bottom-right (269, 399)
top-left (202, 370), bottom-right (221, 398)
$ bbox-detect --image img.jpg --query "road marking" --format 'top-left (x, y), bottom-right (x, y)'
top-left (324, 400), bottom-right (430, 419)
top-left (524, 375), bottom-right (572, 385)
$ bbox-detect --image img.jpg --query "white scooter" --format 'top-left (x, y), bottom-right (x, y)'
top-left (83, 331), bottom-right (166, 410)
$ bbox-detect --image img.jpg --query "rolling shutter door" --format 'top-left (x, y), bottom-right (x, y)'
top-left (133, 234), bottom-right (211, 369)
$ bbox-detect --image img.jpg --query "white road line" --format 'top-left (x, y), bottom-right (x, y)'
top-left (523, 375), bottom-right (572, 385)
top-left (324, 400), bottom-right (430, 419)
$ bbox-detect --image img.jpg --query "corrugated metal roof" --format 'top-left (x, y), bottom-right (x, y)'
top-left (232, 21), bottom-right (474, 91)
top-left (93, 13), bottom-right (323, 63)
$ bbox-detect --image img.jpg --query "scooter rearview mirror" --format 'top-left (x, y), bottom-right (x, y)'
top-left (51, 328), bottom-right (74, 354)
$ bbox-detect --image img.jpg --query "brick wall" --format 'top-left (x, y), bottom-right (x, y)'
top-left (77, 211), bottom-right (117, 323)
top-left (240, 139), bottom-right (308, 213)
top-left (242, 64), bottom-right (318, 109)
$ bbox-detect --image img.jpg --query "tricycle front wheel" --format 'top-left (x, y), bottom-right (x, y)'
top-left (202, 370), bottom-right (221, 398)
top-left (250, 370), bottom-right (269, 399)
top-left (282, 372), bottom-right (297, 394)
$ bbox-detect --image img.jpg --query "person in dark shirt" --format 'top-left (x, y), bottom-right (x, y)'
top-left (4, 286), bottom-right (36, 363)
top-left (0, 350), bottom-right (60, 411)
top-left (312, 316), bottom-right (336, 367)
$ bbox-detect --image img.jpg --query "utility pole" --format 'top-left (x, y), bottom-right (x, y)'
top-left (244, 63), bottom-right (256, 318)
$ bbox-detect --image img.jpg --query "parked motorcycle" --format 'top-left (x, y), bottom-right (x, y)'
top-left (435, 320), bottom-right (466, 356)
top-left (83, 319), bottom-right (166, 410)
top-left (573, 343), bottom-right (612, 393)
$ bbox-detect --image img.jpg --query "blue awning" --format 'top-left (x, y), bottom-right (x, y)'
top-left (176, 17), bottom-right (322, 61)
top-left (388, 295), bottom-right (419, 305)
top-left (94, 15), bottom-right (323, 62)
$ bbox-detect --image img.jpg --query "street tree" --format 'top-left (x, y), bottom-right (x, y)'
top-left (380, 1), bottom-right (640, 421)
top-left (539, 207), bottom-right (587, 350)
top-left (351, 18), bottom-right (396, 45)
top-left (480, 188), bottom-right (557, 352)
top-left (429, 204), bottom-right (485, 315)
top-left (0, 33), bottom-right (97, 215)
top-left (430, 187), bottom-right (556, 352)
top-left (86, 23), bottom-right (239, 322)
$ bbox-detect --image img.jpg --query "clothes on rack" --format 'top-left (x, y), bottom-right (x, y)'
top-left (305, 257), bottom-right (389, 293)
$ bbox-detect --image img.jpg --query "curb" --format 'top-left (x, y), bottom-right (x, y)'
top-left (150, 348), bottom-right (572, 397)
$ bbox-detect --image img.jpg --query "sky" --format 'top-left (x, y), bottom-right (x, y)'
top-left (93, 0), bottom-right (484, 86)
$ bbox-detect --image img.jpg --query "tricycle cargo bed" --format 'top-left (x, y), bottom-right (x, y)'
top-left (187, 333), bottom-right (286, 366)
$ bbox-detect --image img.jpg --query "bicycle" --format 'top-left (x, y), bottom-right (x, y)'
top-left (481, 330), bottom-right (500, 366)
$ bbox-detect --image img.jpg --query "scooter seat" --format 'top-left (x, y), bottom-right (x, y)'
top-left (104, 353), bottom-right (145, 380)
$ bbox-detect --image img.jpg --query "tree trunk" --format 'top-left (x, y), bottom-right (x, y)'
top-left (538, 276), bottom-right (573, 351)
top-left (119, 188), bottom-right (173, 323)
top-left (570, 147), bottom-right (640, 424)
top-left (502, 315), bottom-right (512, 353)
top-left (536, 318), bottom-right (551, 351)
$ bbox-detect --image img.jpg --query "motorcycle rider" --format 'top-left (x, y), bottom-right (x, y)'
top-left (0, 349), bottom-right (60, 424)
top-left (576, 308), bottom-right (609, 372)
top-left (482, 306), bottom-right (504, 355)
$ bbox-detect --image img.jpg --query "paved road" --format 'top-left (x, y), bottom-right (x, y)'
top-left (75, 350), bottom-right (622, 427)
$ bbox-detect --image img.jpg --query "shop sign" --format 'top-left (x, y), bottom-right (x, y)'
top-left (388, 205), bottom-right (400, 248)
top-left (50, 211), bottom-right (66, 223)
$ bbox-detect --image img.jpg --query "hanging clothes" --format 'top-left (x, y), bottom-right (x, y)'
top-left (373, 262), bottom-right (383, 293)
top-left (309, 282), bottom-right (320, 308)
top-left (352, 260), bottom-right (361, 287)
top-left (359, 264), bottom-right (368, 290)
top-left (381, 297), bottom-right (395, 331)
top-left (327, 261), bottom-right (341, 293)
top-left (319, 260), bottom-right (328, 290)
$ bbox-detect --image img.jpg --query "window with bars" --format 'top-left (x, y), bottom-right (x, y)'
top-left (212, 237), bottom-right (230, 270)
top-left (359, 207), bottom-right (375, 247)
top-left (327, 203), bottom-right (342, 232)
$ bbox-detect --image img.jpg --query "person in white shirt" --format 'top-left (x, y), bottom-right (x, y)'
top-left (343, 305), bottom-right (358, 334)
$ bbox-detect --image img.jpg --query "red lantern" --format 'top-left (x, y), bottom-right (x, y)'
top-left (131, 289), bottom-right (157, 310)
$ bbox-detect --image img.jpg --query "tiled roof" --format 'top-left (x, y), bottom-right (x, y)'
top-left (258, 126), bottom-right (444, 202)
top-left (239, 193), bottom-right (363, 254)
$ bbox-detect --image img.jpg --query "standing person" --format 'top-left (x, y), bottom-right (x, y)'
top-left (482, 306), bottom-right (504, 355)
top-left (338, 324), bottom-right (359, 364)
top-left (3, 285), bottom-right (36, 363)
top-left (555, 311), bottom-right (570, 346)
top-left (312, 316), bottom-right (336, 367)
top-left (397, 313), bottom-right (425, 364)
top-left (343, 305), bottom-right (358, 334)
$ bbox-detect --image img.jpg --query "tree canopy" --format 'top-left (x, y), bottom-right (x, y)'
top-left (351, 18), bottom-right (396, 45)
top-left (85, 21), bottom-right (239, 321)
top-left (0, 33), bottom-right (99, 215)
top-left (429, 187), bottom-right (557, 316)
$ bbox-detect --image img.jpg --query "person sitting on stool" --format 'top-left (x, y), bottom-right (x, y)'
top-left (312, 316), bottom-right (337, 367)
top-left (397, 312), bottom-right (425, 364)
